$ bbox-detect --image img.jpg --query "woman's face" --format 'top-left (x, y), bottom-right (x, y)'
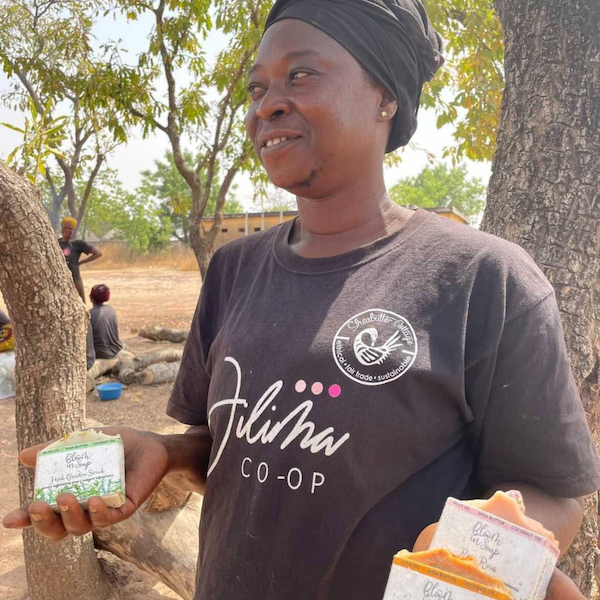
top-left (61, 224), bottom-right (74, 240)
top-left (246, 19), bottom-right (391, 197)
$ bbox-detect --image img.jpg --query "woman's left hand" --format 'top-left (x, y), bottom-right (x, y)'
top-left (413, 524), bottom-right (586, 599)
top-left (545, 569), bottom-right (586, 599)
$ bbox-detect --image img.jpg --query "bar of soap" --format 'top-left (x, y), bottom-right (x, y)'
top-left (465, 491), bottom-right (557, 547)
top-left (431, 492), bottom-right (559, 600)
top-left (34, 429), bottom-right (126, 511)
top-left (403, 549), bottom-right (512, 593)
top-left (383, 549), bottom-right (513, 600)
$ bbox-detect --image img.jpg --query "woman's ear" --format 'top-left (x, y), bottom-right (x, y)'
top-left (378, 88), bottom-right (398, 120)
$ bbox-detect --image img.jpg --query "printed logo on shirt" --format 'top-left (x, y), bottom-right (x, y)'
top-left (62, 247), bottom-right (71, 257)
top-left (332, 309), bottom-right (417, 386)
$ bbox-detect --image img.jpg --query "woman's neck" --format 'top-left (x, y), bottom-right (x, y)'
top-left (290, 181), bottom-right (413, 258)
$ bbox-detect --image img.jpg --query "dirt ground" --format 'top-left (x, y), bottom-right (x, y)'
top-left (0, 269), bottom-right (202, 600)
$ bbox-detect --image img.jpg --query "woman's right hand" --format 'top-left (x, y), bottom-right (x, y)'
top-left (1, 427), bottom-right (170, 541)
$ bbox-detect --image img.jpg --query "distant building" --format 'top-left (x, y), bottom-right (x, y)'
top-left (80, 229), bottom-right (124, 244)
top-left (203, 206), bottom-right (469, 250)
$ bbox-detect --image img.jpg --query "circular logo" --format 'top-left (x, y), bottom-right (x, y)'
top-left (332, 309), bottom-right (418, 386)
top-left (62, 248), bottom-right (71, 257)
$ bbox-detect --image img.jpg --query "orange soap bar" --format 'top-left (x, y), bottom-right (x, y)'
top-left (399, 549), bottom-right (512, 594)
top-left (466, 491), bottom-right (557, 547)
top-left (383, 549), bottom-right (513, 600)
top-left (431, 492), bottom-right (559, 600)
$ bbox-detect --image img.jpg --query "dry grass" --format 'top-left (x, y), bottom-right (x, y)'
top-left (84, 243), bottom-right (199, 272)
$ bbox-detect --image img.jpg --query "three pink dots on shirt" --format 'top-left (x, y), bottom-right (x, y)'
top-left (295, 379), bottom-right (342, 398)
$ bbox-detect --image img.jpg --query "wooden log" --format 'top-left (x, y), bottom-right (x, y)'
top-left (139, 326), bottom-right (189, 344)
top-left (116, 355), bottom-right (137, 385)
top-left (134, 348), bottom-right (184, 371)
top-left (143, 479), bottom-right (191, 514)
top-left (94, 490), bottom-right (202, 600)
top-left (136, 361), bottom-right (181, 385)
top-left (88, 357), bottom-right (120, 380)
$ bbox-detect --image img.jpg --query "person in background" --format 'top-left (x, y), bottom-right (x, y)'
top-left (86, 322), bottom-right (96, 371)
top-left (0, 309), bottom-right (14, 353)
top-left (89, 284), bottom-right (123, 359)
top-left (58, 217), bottom-right (102, 302)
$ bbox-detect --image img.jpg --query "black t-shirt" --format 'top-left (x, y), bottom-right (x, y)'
top-left (58, 238), bottom-right (94, 279)
top-left (90, 304), bottom-right (123, 359)
top-left (167, 209), bottom-right (600, 600)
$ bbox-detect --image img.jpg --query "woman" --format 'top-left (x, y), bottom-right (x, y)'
top-left (89, 284), bottom-right (123, 360)
top-left (58, 216), bottom-right (102, 302)
top-left (3, 1), bottom-right (598, 599)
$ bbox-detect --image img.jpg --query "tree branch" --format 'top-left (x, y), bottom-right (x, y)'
top-left (153, 0), bottom-right (197, 192)
top-left (76, 153), bottom-right (104, 224)
top-left (207, 147), bottom-right (249, 244)
top-left (129, 107), bottom-right (169, 135)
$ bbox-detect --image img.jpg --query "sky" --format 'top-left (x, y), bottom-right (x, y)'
top-left (0, 9), bottom-right (493, 211)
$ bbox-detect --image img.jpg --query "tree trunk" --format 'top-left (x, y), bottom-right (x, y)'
top-left (0, 163), bottom-right (113, 600)
top-left (189, 203), bottom-right (211, 281)
top-left (484, 0), bottom-right (600, 594)
top-left (94, 491), bottom-right (201, 599)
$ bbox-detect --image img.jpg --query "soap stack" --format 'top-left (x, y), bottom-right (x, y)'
top-left (383, 491), bottom-right (559, 600)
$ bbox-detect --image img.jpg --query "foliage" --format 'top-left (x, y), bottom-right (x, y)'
top-left (71, 167), bottom-right (172, 253)
top-left (389, 163), bottom-right (486, 223)
top-left (0, 0), bottom-right (124, 226)
top-left (1, 98), bottom-right (67, 184)
top-left (139, 152), bottom-right (243, 245)
top-left (421, 0), bottom-right (504, 162)
top-left (92, 0), bottom-right (271, 274)
top-left (34, 477), bottom-right (125, 505)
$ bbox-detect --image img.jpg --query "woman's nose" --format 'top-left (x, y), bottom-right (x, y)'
top-left (255, 84), bottom-right (291, 121)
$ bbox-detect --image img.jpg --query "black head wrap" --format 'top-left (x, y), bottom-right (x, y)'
top-left (264, 0), bottom-right (444, 152)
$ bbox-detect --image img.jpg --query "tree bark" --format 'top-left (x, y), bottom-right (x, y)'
top-left (484, 0), bottom-right (600, 594)
top-left (138, 326), bottom-right (189, 344)
top-left (134, 348), bottom-right (184, 369)
top-left (136, 361), bottom-right (181, 385)
top-left (0, 163), bottom-right (113, 599)
top-left (94, 492), bottom-right (202, 600)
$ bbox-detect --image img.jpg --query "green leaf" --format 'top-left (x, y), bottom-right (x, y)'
top-left (6, 147), bottom-right (19, 165)
top-left (0, 122), bottom-right (25, 133)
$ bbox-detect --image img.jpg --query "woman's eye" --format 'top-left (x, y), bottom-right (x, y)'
top-left (248, 84), bottom-right (263, 98)
top-left (291, 71), bottom-right (310, 81)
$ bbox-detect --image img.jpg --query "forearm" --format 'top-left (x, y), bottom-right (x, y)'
top-left (161, 425), bottom-right (213, 495)
top-left (486, 483), bottom-right (584, 556)
top-left (79, 252), bottom-right (101, 265)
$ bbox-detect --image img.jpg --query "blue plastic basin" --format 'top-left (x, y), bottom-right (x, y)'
top-left (97, 382), bottom-right (124, 401)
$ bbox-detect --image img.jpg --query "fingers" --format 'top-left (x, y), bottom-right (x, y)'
top-left (2, 507), bottom-right (32, 529)
top-left (19, 440), bottom-right (55, 468)
top-left (88, 497), bottom-right (137, 528)
top-left (53, 494), bottom-right (94, 536)
top-left (27, 501), bottom-right (68, 541)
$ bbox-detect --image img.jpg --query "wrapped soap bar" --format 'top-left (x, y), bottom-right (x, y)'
top-left (33, 429), bottom-right (126, 511)
top-left (383, 550), bottom-right (513, 600)
top-left (431, 493), bottom-right (559, 600)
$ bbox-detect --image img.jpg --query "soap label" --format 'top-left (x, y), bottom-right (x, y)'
top-left (383, 557), bottom-right (512, 600)
top-left (432, 499), bottom-right (558, 600)
top-left (34, 438), bottom-right (125, 506)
